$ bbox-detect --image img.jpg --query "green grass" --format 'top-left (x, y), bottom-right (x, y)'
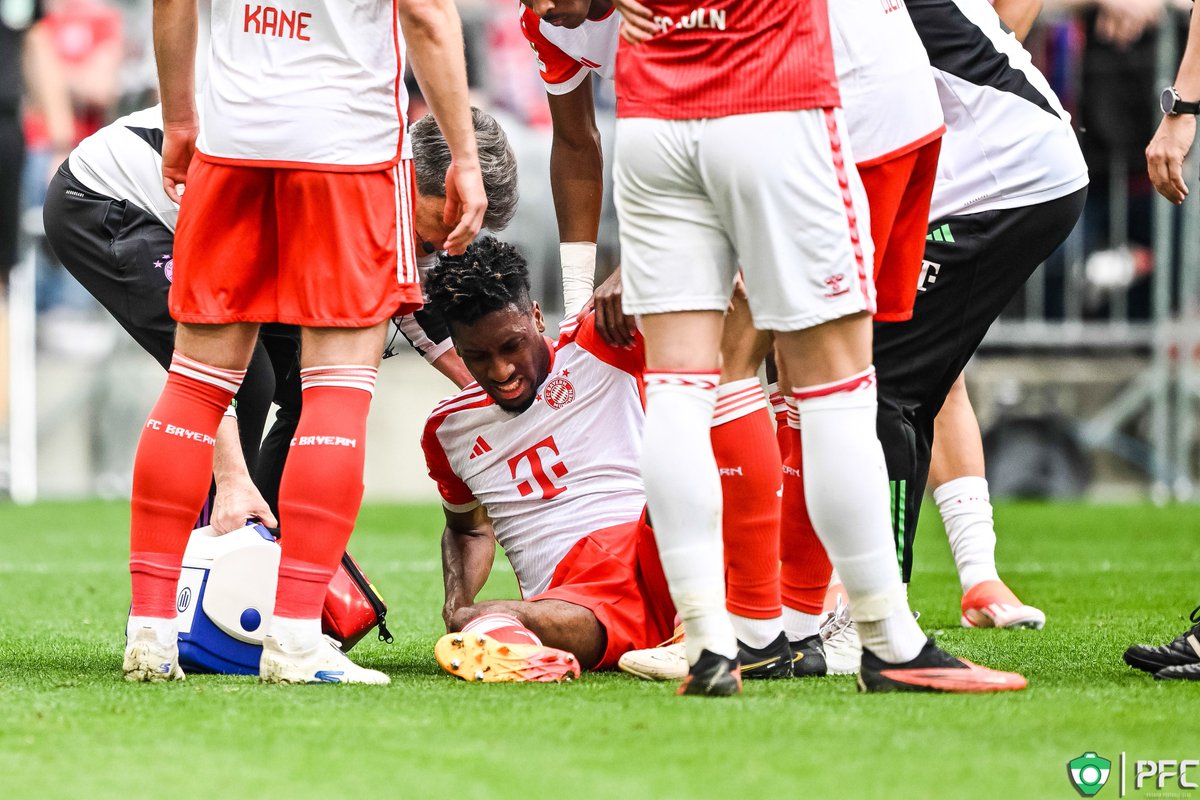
top-left (1, 501), bottom-right (1198, 799)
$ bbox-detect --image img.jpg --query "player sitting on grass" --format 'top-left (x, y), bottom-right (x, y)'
top-left (422, 236), bottom-right (676, 682)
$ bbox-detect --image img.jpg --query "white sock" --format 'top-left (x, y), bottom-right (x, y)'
top-left (643, 372), bottom-right (738, 663)
top-left (267, 616), bottom-right (322, 648)
top-left (126, 615), bottom-right (177, 648)
top-left (795, 368), bottom-right (925, 664)
top-left (782, 607), bottom-right (821, 641)
top-left (858, 608), bottom-right (927, 663)
top-left (730, 614), bottom-right (783, 650)
top-left (934, 476), bottom-right (1001, 593)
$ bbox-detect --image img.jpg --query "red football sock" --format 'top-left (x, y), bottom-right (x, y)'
top-left (274, 366), bottom-right (377, 619)
top-left (712, 379), bottom-right (783, 619)
top-left (779, 419), bottom-right (833, 616)
top-left (130, 352), bottom-right (244, 617)
top-left (462, 612), bottom-right (543, 646)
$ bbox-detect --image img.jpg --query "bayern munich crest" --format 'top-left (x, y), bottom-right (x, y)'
top-left (543, 376), bottom-right (575, 409)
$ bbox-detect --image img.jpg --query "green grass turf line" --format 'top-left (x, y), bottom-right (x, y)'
top-left (0, 500), bottom-right (1198, 799)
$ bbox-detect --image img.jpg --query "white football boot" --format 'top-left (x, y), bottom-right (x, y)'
top-left (819, 596), bottom-right (862, 675)
top-left (618, 625), bottom-right (688, 681)
top-left (259, 634), bottom-right (390, 685)
top-left (123, 626), bottom-right (185, 682)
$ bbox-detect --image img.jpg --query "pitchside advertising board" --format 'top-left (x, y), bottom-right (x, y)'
top-left (1068, 752), bottom-right (1200, 797)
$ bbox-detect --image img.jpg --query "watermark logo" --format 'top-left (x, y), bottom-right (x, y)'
top-left (1070, 753), bottom-right (1113, 796)
top-left (1068, 752), bottom-right (1200, 797)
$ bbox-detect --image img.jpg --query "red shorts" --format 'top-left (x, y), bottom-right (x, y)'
top-left (531, 512), bottom-right (676, 670)
top-left (169, 156), bottom-right (422, 327)
top-left (857, 136), bottom-right (941, 322)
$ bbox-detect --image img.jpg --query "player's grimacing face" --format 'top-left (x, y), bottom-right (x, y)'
top-left (452, 303), bottom-right (551, 412)
top-left (521, 0), bottom-right (603, 29)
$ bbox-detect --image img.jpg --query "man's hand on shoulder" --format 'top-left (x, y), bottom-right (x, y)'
top-left (584, 266), bottom-right (637, 348)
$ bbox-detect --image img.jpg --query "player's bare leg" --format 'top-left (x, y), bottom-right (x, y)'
top-left (640, 310), bottom-right (742, 696)
top-left (436, 600), bottom-right (595, 682)
top-left (259, 322), bottom-right (392, 685)
top-left (126, 321), bottom-right (259, 681)
top-left (931, 374), bottom-right (1044, 630)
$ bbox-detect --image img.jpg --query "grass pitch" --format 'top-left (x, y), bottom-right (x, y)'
top-left (0, 500), bottom-right (1197, 800)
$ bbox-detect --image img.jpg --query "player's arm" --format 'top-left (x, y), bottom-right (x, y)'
top-left (152, 0), bottom-right (198, 203)
top-left (991, 0), bottom-right (1042, 41)
top-left (211, 412), bottom-right (277, 534)
top-left (398, 0), bottom-right (486, 256)
top-left (440, 504), bottom-right (497, 630)
top-left (548, 78), bottom-right (604, 318)
top-left (1148, 2), bottom-right (1200, 204)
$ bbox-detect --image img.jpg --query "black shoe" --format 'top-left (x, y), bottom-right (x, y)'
top-left (677, 649), bottom-right (742, 696)
top-left (789, 634), bottom-right (828, 678)
top-left (1123, 607), bottom-right (1200, 674)
top-left (1155, 662), bottom-right (1200, 681)
top-left (738, 632), bottom-right (794, 679)
top-left (857, 639), bottom-right (1027, 694)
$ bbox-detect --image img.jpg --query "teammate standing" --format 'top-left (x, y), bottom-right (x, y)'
top-left (123, 0), bottom-right (486, 684)
top-left (613, 0), bottom-right (1024, 695)
top-left (519, 0), bottom-right (790, 676)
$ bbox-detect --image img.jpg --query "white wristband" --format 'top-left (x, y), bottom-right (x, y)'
top-left (560, 241), bottom-right (597, 319)
top-left (222, 402), bottom-right (238, 420)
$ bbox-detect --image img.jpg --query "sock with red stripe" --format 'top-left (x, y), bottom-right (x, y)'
top-left (778, 399), bottom-right (833, 642)
top-left (711, 378), bottom-right (783, 649)
top-left (462, 612), bottom-right (543, 647)
top-left (643, 371), bottom-right (738, 664)
top-left (271, 366), bottom-right (378, 641)
top-left (795, 367), bottom-right (924, 663)
top-left (130, 352), bottom-right (245, 620)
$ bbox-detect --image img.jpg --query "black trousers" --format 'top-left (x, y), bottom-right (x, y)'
top-left (874, 186), bottom-right (1087, 581)
top-left (42, 162), bottom-right (301, 505)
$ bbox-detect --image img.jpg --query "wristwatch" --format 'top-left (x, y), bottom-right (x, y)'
top-left (1161, 87), bottom-right (1200, 116)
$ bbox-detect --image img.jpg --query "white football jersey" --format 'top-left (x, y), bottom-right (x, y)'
top-left (907, 0), bottom-right (1089, 220)
top-left (69, 104), bottom-right (180, 231)
top-left (422, 314), bottom-right (646, 597)
top-left (519, 5), bottom-right (620, 94)
top-left (199, 0), bottom-right (410, 169)
top-left (829, 0), bottom-right (944, 165)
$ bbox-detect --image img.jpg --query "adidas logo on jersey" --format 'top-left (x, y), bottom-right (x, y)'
top-left (469, 437), bottom-right (492, 460)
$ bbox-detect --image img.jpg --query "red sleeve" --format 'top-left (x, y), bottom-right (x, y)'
top-left (519, 7), bottom-right (585, 90)
top-left (421, 413), bottom-right (479, 510)
top-left (564, 311), bottom-right (645, 378)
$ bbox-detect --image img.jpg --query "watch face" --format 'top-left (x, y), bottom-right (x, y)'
top-left (1163, 87), bottom-right (1178, 115)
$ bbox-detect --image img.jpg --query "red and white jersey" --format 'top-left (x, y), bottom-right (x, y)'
top-left (614, 0), bottom-right (840, 120)
top-left (422, 314), bottom-right (647, 597)
top-left (829, 0), bottom-right (943, 166)
top-left (198, 0), bottom-right (409, 171)
top-left (519, 6), bottom-right (620, 94)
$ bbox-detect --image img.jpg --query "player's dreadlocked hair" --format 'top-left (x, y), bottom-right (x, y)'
top-left (425, 236), bottom-right (532, 329)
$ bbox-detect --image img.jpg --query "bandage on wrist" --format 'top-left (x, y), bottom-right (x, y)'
top-left (560, 241), bottom-right (597, 318)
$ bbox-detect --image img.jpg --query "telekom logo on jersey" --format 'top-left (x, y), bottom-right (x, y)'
top-left (508, 437), bottom-right (569, 500)
top-left (243, 3), bottom-right (312, 42)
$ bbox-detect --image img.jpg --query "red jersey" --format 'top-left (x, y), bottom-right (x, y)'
top-left (614, 0), bottom-right (840, 120)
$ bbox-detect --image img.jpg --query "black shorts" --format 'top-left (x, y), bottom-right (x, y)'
top-left (873, 186), bottom-right (1088, 581)
top-left (43, 162), bottom-right (179, 368)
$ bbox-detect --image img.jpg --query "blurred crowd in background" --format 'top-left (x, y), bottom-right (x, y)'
top-left (3, 0), bottom-right (1200, 501)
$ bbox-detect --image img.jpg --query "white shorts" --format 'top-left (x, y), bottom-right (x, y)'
top-left (613, 109), bottom-right (876, 331)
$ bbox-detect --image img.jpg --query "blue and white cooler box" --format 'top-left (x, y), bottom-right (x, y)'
top-left (172, 524), bottom-right (280, 675)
